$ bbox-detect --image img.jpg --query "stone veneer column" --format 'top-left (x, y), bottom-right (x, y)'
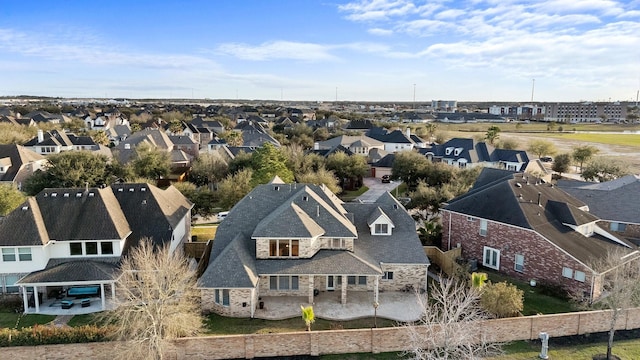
top-left (374, 276), bottom-right (379, 303)
top-left (341, 275), bottom-right (347, 305)
top-left (308, 275), bottom-right (315, 304)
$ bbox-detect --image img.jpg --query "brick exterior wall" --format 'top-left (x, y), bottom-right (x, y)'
top-left (258, 275), bottom-right (309, 297)
top-left (599, 220), bottom-right (640, 240)
top-left (6, 308), bottom-right (640, 359)
top-left (441, 211), bottom-right (594, 298)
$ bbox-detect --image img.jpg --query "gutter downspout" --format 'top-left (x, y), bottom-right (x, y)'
top-left (447, 212), bottom-right (452, 250)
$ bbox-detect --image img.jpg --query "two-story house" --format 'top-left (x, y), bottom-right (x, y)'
top-left (0, 183), bottom-right (192, 313)
top-left (441, 168), bottom-right (638, 301)
top-left (198, 177), bottom-right (429, 317)
top-left (419, 138), bottom-right (530, 172)
top-left (0, 144), bottom-right (47, 190)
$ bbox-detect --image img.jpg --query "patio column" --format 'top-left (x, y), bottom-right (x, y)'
top-left (21, 286), bottom-right (28, 313)
top-left (100, 283), bottom-right (106, 310)
top-left (374, 276), bottom-right (379, 304)
top-left (250, 288), bottom-right (255, 318)
top-left (308, 275), bottom-right (314, 304)
top-left (341, 275), bottom-right (347, 305)
top-left (34, 286), bottom-right (39, 313)
top-left (111, 283), bottom-right (116, 299)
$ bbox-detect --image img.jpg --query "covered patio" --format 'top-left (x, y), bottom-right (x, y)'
top-left (16, 258), bottom-right (119, 315)
top-left (254, 291), bottom-right (424, 322)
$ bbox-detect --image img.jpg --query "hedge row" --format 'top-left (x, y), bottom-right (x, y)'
top-left (0, 325), bottom-right (114, 347)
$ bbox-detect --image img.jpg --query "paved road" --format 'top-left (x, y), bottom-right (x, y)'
top-left (356, 177), bottom-right (403, 203)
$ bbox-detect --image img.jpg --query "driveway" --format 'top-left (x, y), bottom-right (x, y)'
top-left (356, 177), bottom-right (403, 203)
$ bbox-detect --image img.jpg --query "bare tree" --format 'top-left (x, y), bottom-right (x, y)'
top-left (588, 249), bottom-right (640, 360)
top-left (102, 238), bottom-right (203, 360)
top-left (404, 278), bottom-right (502, 360)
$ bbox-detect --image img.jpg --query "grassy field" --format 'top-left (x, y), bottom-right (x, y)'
top-left (191, 225), bottom-right (217, 242)
top-left (429, 122), bottom-right (640, 133)
top-left (541, 132), bottom-right (640, 147)
top-left (489, 338), bottom-right (640, 360)
top-left (0, 313), bottom-right (56, 329)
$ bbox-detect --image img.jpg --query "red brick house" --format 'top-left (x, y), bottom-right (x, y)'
top-left (441, 168), bottom-right (639, 300)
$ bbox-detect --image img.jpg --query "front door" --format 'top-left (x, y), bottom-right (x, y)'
top-left (326, 276), bottom-right (335, 291)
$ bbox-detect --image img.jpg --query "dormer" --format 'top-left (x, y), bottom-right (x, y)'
top-left (0, 157), bottom-right (11, 174)
top-left (445, 147), bottom-right (454, 156)
top-left (367, 207), bottom-right (395, 236)
top-left (454, 147), bottom-right (464, 156)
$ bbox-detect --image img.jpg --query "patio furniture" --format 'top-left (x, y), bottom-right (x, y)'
top-left (61, 300), bottom-right (74, 309)
top-left (80, 298), bottom-right (91, 308)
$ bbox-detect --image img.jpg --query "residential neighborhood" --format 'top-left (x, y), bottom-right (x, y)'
top-left (0, 97), bottom-right (639, 359)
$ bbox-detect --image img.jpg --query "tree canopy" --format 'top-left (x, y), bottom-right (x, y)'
top-left (23, 151), bottom-right (110, 195)
top-left (527, 139), bottom-right (557, 159)
top-left (250, 143), bottom-right (295, 185)
top-left (0, 184), bottom-right (26, 216)
top-left (582, 157), bottom-right (629, 182)
top-left (572, 145), bottom-right (599, 173)
top-left (485, 126), bottom-right (501, 145)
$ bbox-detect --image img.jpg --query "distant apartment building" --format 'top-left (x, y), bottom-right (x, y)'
top-left (489, 102), bottom-right (629, 123)
top-left (489, 104), bottom-right (545, 120)
top-left (543, 102), bottom-right (627, 123)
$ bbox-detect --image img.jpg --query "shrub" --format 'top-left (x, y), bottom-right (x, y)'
top-left (537, 281), bottom-right (570, 300)
top-left (481, 281), bottom-right (524, 318)
top-left (0, 325), bottom-right (114, 347)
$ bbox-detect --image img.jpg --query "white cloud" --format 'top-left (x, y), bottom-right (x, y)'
top-left (368, 27), bottom-right (394, 36)
top-left (216, 41), bottom-right (338, 61)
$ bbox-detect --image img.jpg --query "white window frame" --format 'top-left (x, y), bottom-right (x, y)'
top-left (483, 246), bottom-right (500, 270)
top-left (382, 271), bottom-right (394, 281)
top-left (574, 271), bottom-right (586, 282)
top-left (514, 254), bottom-right (524, 273)
top-left (18, 248), bottom-right (32, 262)
top-left (374, 223), bottom-right (389, 235)
top-left (479, 219), bottom-right (488, 236)
top-left (215, 289), bottom-right (230, 306)
top-left (2, 248), bottom-right (16, 262)
top-left (562, 267), bottom-right (573, 278)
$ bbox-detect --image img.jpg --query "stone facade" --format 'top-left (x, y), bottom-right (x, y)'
top-left (255, 237), bottom-right (355, 259)
top-left (379, 264), bottom-right (428, 292)
top-left (442, 211), bottom-right (593, 298)
top-left (201, 288), bottom-right (256, 317)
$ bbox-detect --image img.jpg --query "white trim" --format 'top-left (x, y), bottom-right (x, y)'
top-left (483, 246), bottom-right (500, 270)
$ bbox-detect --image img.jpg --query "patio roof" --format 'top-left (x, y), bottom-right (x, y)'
top-left (17, 258), bottom-right (120, 286)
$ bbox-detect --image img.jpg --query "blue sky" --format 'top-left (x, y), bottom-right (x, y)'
top-left (1, 0), bottom-right (639, 102)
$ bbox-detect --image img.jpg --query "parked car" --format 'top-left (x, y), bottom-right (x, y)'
top-left (217, 211), bottom-right (229, 222)
top-left (540, 156), bottom-right (553, 162)
top-left (381, 175), bottom-right (391, 183)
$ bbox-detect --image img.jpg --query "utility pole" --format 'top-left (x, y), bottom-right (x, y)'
top-left (531, 79), bottom-right (535, 103)
top-left (335, 87), bottom-right (338, 102)
top-left (413, 83), bottom-right (416, 109)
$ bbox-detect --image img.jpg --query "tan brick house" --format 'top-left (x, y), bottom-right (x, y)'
top-left (441, 168), bottom-right (639, 301)
top-left (198, 177), bottom-right (430, 317)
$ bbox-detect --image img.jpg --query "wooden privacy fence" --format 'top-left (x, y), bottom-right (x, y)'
top-left (424, 246), bottom-right (464, 276)
top-left (6, 308), bottom-right (640, 359)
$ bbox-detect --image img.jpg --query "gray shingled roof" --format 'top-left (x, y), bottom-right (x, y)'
top-left (198, 181), bottom-right (428, 289)
top-left (558, 175), bottom-right (640, 224)
top-left (17, 258), bottom-right (119, 284)
top-left (445, 169), bottom-right (636, 265)
top-left (0, 144), bottom-right (46, 183)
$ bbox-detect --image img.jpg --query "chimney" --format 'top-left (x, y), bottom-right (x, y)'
top-left (406, 127), bottom-right (411, 139)
top-left (537, 192), bottom-right (542, 206)
top-left (313, 142), bottom-right (320, 150)
top-left (37, 129), bottom-right (44, 143)
top-left (316, 205), bottom-right (320, 217)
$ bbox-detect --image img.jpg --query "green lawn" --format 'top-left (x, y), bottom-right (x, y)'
top-left (191, 225), bottom-right (217, 242)
top-left (489, 338), bottom-right (640, 360)
top-left (431, 122), bottom-right (640, 134)
top-left (542, 132), bottom-right (640, 147)
top-left (0, 313), bottom-right (56, 329)
top-left (204, 313), bottom-right (397, 335)
top-left (340, 186), bottom-right (369, 202)
top-left (485, 271), bottom-right (576, 315)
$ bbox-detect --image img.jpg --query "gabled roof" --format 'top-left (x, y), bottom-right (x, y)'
top-left (252, 202), bottom-right (325, 238)
top-left (372, 153), bottom-right (395, 168)
top-left (111, 183), bottom-right (193, 252)
top-left (558, 175), bottom-right (640, 224)
top-left (0, 144), bottom-right (46, 182)
top-left (444, 169), bottom-right (636, 265)
top-left (315, 135), bottom-right (383, 150)
top-left (366, 206), bottom-right (395, 228)
top-left (198, 180), bottom-right (428, 289)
